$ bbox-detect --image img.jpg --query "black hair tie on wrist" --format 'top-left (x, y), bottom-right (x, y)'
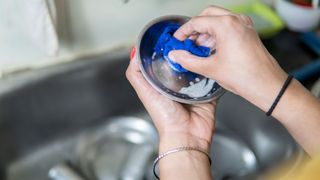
top-left (266, 74), bottom-right (294, 116)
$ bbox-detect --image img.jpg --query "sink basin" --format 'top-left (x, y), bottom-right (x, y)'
top-left (0, 49), bottom-right (304, 180)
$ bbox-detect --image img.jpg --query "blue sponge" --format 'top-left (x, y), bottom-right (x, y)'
top-left (154, 24), bottom-right (211, 73)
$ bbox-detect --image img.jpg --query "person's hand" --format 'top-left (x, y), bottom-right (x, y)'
top-left (169, 6), bottom-right (288, 112)
top-left (126, 48), bottom-right (216, 151)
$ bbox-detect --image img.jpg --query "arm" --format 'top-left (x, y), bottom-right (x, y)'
top-left (169, 6), bottom-right (320, 156)
top-left (126, 50), bottom-right (214, 180)
top-left (272, 79), bottom-right (320, 155)
top-left (159, 134), bottom-right (212, 180)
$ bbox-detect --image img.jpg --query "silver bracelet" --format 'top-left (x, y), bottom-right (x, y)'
top-left (152, 146), bottom-right (212, 179)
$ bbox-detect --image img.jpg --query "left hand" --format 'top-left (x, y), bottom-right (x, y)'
top-left (126, 48), bottom-right (217, 151)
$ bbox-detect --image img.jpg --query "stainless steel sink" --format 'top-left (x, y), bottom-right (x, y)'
top-left (0, 48), bottom-right (305, 180)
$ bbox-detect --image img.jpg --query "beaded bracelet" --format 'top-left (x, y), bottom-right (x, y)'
top-left (152, 146), bottom-right (212, 179)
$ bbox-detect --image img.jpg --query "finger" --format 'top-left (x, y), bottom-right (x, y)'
top-left (199, 5), bottom-right (232, 16)
top-left (174, 16), bottom-right (223, 41)
top-left (168, 50), bottom-right (212, 76)
top-left (197, 100), bottom-right (217, 112)
top-left (238, 14), bottom-right (254, 27)
top-left (195, 33), bottom-right (216, 49)
top-left (126, 51), bottom-right (178, 115)
top-left (126, 51), bottom-right (183, 129)
top-left (211, 100), bottom-right (217, 107)
top-left (126, 52), bottom-right (159, 102)
top-left (188, 33), bottom-right (199, 41)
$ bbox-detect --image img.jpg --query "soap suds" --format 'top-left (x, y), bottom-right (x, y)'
top-left (151, 52), bottom-right (157, 60)
top-left (151, 51), bottom-right (215, 99)
top-left (179, 79), bottom-right (215, 98)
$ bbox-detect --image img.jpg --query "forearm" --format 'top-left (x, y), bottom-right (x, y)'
top-left (158, 134), bottom-right (212, 180)
top-left (244, 75), bottom-right (320, 156)
top-left (273, 79), bottom-right (320, 156)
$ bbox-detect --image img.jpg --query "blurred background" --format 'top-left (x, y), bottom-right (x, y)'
top-left (0, 0), bottom-right (319, 180)
top-left (1, 0), bottom-right (319, 84)
top-left (0, 0), bottom-right (252, 72)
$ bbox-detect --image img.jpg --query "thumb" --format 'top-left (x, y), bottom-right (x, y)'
top-left (168, 50), bottom-right (211, 75)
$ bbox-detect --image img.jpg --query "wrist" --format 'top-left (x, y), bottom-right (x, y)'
top-left (159, 133), bottom-right (211, 152)
top-left (240, 70), bottom-right (288, 113)
top-left (272, 79), bottom-right (318, 123)
top-left (157, 135), bottom-right (213, 179)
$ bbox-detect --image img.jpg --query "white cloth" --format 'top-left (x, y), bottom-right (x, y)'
top-left (5, 0), bottom-right (59, 56)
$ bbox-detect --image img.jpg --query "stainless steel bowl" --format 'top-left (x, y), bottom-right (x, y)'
top-left (312, 78), bottom-right (320, 98)
top-left (137, 15), bottom-right (225, 104)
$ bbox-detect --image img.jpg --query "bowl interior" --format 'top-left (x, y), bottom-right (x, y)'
top-left (138, 16), bottom-right (224, 104)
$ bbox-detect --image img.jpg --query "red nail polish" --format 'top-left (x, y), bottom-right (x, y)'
top-left (130, 47), bottom-right (136, 60)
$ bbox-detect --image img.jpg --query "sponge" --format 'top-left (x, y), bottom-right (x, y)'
top-left (154, 24), bottom-right (211, 73)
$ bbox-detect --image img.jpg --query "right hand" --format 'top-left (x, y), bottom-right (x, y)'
top-left (169, 6), bottom-right (288, 112)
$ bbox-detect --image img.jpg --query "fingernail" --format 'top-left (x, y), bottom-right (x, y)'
top-left (130, 46), bottom-right (136, 60)
top-left (168, 51), bottom-right (176, 62)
